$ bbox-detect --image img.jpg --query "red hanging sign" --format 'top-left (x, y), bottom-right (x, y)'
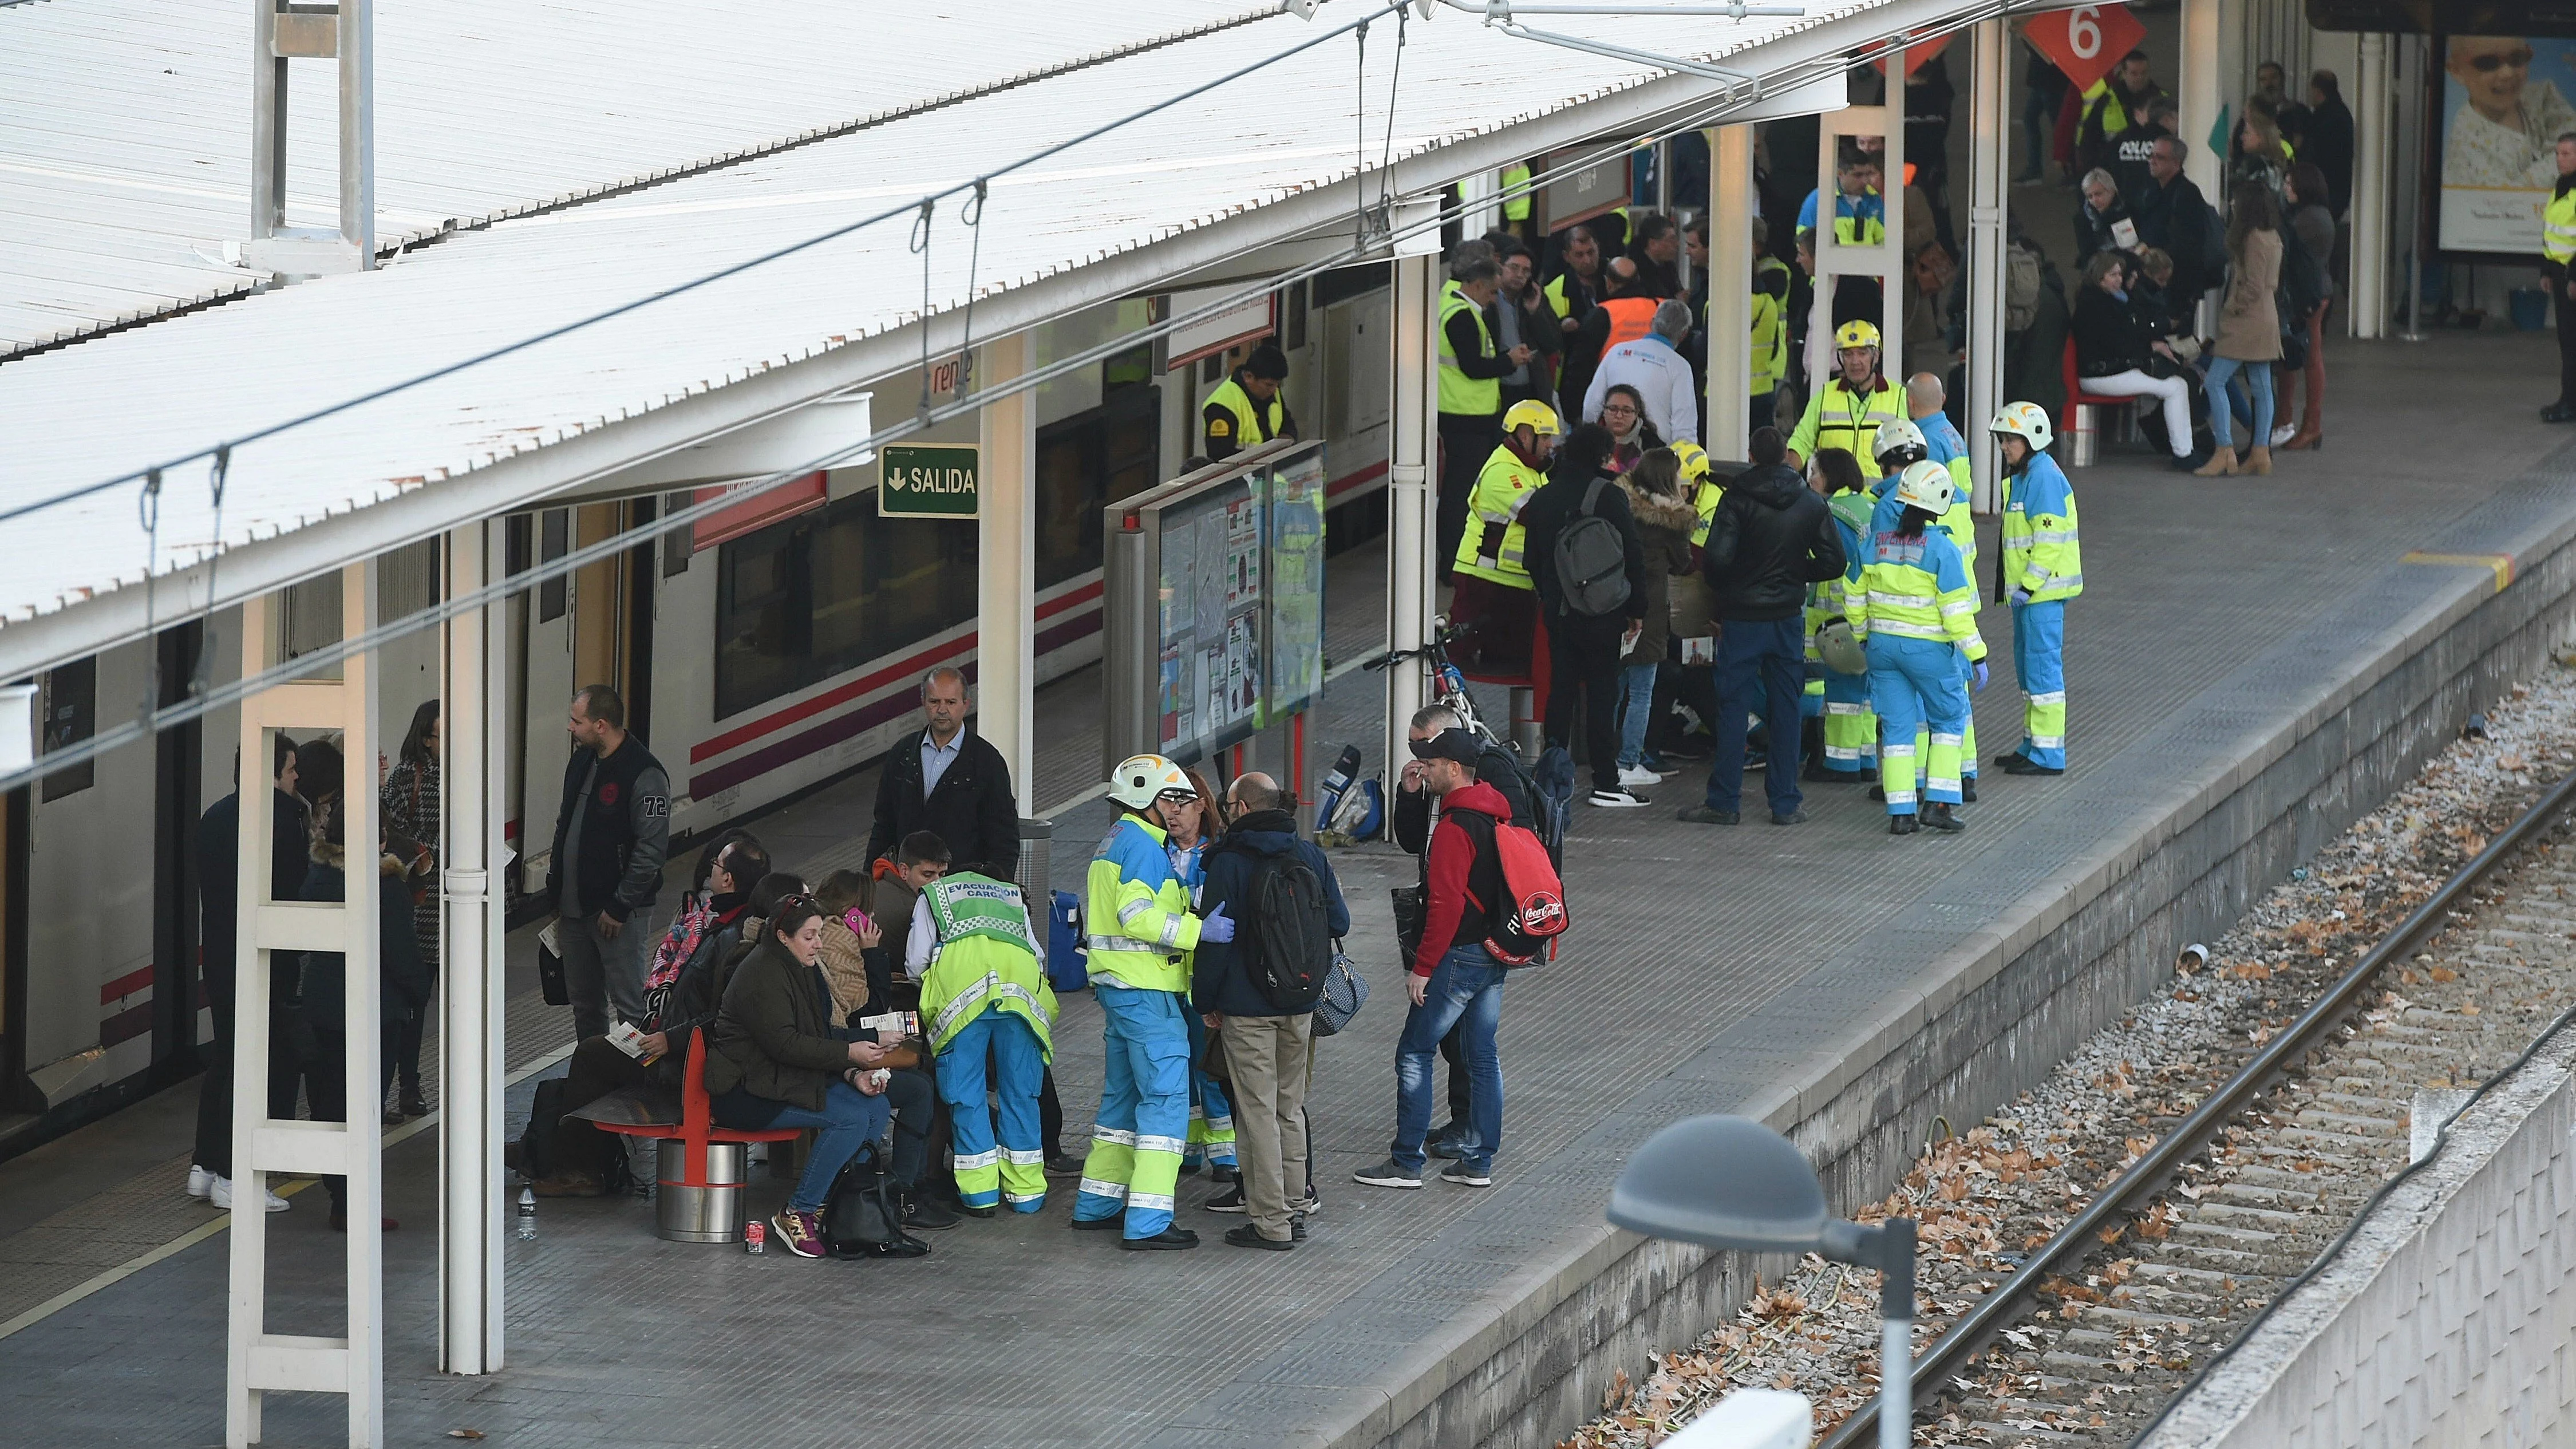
top-left (2022, 3), bottom-right (2145, 96)
top-left (1870, 32), bottom-right (1954, 79)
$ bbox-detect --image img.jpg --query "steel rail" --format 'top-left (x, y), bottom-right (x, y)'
top-left (1818, 763), bottom-right (2576, 1449)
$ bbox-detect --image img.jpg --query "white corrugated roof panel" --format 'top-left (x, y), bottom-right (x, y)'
top-left (0, 0), bottom-right (1273, 356)
top-left (0, 0), bottom-right (1938, 643)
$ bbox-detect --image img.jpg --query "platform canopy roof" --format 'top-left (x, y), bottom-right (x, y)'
top-left (0, 0), bottom-right (2003, 681)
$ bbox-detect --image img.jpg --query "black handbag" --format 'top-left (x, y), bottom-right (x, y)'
top-left (1390, 884), bottom-right (1426, 967)
top-left (824, 1147), bottom-right (929, 1260)
top-left (537, 925), bottom-right (570, 1007)
top-left (1311, 948), bottom-right (1369, 1037)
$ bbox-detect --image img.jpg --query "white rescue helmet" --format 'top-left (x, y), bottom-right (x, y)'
top-left (1107, 753), bottom-right (1194, 812)
top-left (1891, 460), bottom-right (1956, 515)
top-left (1986, 400), bottom-right (2053, 452)
top-left (1871, 416), bottom-right (1927, 467)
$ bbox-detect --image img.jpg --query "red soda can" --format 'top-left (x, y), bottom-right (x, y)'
top-left (745, 1219), bottom-right (766, 1254)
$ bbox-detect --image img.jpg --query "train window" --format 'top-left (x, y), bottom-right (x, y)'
top-left (1312, 261), bottom-right (1390, 310)
top-left (1035, 384), bottom-right (1159, 591)
top-left (662, 492), bottom-right (694, 577)
top-left (713, 501), bottom-right (977, 722)
top-left (539, 509), bottom-right (570, 621)
top-left (39, 656), bottom-right (94, 802)
top-left (506, 515), bottom-right (534, 576)
top-left (1284, 279), bottom-right (1309, 352)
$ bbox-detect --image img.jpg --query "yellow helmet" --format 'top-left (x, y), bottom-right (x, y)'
top-left (1669, 439), bottom-right (1713, 483)
top-left (1107, 753), bottom-right (1194, 812)
top-left (1501, 399), bottom-right (1562, 437)
top-left (1988, 400), bottom-right (2054, 451)
top-left (1891, 460), bottom-right (1956, 515)
top-left (1870, 417), bottom-right (1927, 466)
top-left (1833, 319), bottom-right (1882, 352)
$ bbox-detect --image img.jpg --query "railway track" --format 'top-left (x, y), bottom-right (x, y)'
top-left (1558, 677), bottom-right (2576, 1449)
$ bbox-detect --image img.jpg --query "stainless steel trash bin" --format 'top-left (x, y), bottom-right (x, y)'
top-left (657, 1139), bottom-right (749, 1243)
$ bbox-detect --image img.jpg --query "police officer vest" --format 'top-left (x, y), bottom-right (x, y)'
top-left (1437, 281), bottom-right (1500, 417)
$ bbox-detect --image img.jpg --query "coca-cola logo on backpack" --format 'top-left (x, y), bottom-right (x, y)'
top-left (1452, 806), bottom-right (1570, 966)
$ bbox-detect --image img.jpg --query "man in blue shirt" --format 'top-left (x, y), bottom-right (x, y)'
top-left (866, 666), bottom-right (1021, 880)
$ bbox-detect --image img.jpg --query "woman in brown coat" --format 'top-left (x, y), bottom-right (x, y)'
top-left (2195, 181), bottom-right (2285, 477)
top-left (1614, 448), bottom-right (1699, 784)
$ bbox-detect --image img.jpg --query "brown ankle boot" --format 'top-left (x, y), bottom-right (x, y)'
top-left (2192, 447), bottom-right (2239, 477)
top-left (2244, 445), bottom-right (2273, 476)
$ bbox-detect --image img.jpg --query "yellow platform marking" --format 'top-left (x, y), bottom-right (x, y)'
top-left (2402, 551), bottom-right (2515, 594)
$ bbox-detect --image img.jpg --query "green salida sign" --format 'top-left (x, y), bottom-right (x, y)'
top-left (879, 444), bottom-right (980, 518)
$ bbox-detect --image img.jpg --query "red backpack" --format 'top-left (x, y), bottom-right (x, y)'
top-left (1447, 806), bottom-right (1569, 965)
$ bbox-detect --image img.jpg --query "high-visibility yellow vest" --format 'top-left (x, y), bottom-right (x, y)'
top-left (2084, 79), bottom-right (2128, 139)
top-left (1849, 526), bottom-right (1985, 654)
top-left (1454, 445), bottom-right (1546, 588)
top-left (2547, 188), bottom-right (2576, 266)
top-left (1203, 374), bottom-right (1285, 455)
top-left (1750, 290), bottom-right (1785, 393)
top-left (1543, 272), bottom-right (1585, 321)
top-left (1788, 378), bottom-right (1907, 478)
top-left (919, 872), bottom-right (1057, 1059)
top-left (1501, 162), bottom-right (1532, 223)
top-left (1081, 816), bottom-right (1200, 994)
top-left (1689, 477), bottom-right (1724, 549)
top-left (1437, 281), bottom-right (1500, 417)
top-left (2000, 453), bottom-right (2084, 604)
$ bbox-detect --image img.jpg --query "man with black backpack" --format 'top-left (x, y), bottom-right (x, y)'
top-left (1516, 423), bottom-right (1652, 809)
top-left (1191, 773), bottom-right (1350, 1250)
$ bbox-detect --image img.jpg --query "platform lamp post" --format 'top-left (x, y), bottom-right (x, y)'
top-left (1609, 1116), bottom-right (1918, 1449)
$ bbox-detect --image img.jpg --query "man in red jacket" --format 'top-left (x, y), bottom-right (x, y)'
top-left (1355, 730), bottom-right (1512, 1191)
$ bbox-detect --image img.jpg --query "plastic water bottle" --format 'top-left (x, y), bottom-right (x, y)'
top-left (515, 1187), bottom-right (536, 1241)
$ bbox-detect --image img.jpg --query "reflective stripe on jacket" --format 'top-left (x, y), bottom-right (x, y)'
top-left (1849, 524), bottom-right (1985, 654)
top-left (1081, 816), bottom-right (1200, 994)
top-left (2549, 189), bottom-right (2576, 266)
top-left (1788, 378), bottom-right (1907, 478)
top-left (1455, 445), bottom-right (1546, 587)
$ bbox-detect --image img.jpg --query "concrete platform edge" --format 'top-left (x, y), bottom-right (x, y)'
top-left (1319, 448), bottom-right (2576, 1449)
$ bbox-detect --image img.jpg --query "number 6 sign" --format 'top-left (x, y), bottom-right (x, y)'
top-left (2024, 3), bottom-right (2144, 95)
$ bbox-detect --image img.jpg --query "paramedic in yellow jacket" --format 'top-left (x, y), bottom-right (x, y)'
top-left (1072, 755), bottom-right (1234, 1250)
top-left (1447, 400), bottom-right (1559, 674)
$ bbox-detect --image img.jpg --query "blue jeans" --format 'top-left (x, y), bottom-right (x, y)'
top-left (1616, 661), bottom-right (1659, 768)
top-left (1708, 616), bottom-right (1805, 816)
top-left (1392, 946), bottom-right (1506, 1174)
top-left (765, 1079), bottom-right (891, 1214)
top-left (2204, 355), bottom-right (2274, 448)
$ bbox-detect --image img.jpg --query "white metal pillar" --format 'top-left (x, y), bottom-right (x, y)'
top-left (1807, 90), bottom-right (1906, 416)
top-left (1384, 248), bottom-right (1440, 772)
top-left (1459, 171), bottom-right (1503, 239)
top-left (978, 332), bottom-right (1037, 790)
top-left (1964, 17), bottom-right (2010, 511)
top-left (246, 0), bottom-right (373, 275)
top-left (437, 522), bottom-right (506, 1376)
top-left (2177, 0), bottom-right (2224, 201)
top-left (228, 563), bottom-right (383, 1448)
top-left (1705, 125), bottom-right (1754, 455)
top-left (2349, 34), bottom-right (2392, 339)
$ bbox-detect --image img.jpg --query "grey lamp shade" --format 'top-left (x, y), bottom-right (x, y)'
top-left (1607, 1115), bottom-right (1829, 1252)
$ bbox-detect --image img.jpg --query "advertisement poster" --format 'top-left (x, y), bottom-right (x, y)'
top-left (2439, 35), bottom-right (2576, 255)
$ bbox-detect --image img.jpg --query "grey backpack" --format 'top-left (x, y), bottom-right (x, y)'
top-left (1552, 477), bottom-right (1631, 618)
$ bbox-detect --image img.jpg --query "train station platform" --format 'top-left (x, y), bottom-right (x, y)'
top-left (5, 330), bottom-right (2575, 1448)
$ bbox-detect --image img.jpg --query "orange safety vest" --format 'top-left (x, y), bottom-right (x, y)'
top-left (1594, 296), bottom-right (1659, 362)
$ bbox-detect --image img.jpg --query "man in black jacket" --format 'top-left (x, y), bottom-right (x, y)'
top-left (2134, 136), bottom-right (2214, 305)
top-left (1686, 426), bottom-right (1845, 827)
top-left (1194, 772), bottom-right (1351, 1248)
top-left (547, 685), bottom-right (670, 1040)
top-left (864, 667), bottom-right (1021, 880)
top-left (1517, 424), bottom-right (1652, 809)
top-left (187, 737), bottom-right (311, 1214)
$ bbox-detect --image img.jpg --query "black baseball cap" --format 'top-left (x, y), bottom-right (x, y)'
top-left (1408, 728), bottom-right (1484, 765)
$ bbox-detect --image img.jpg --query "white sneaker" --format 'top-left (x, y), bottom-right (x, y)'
top-left (1617, 764), bottom-right (1663, 788)
top-left (209, 1175), bottom-right (290, 1213)
top-left (2269, 422), bottom-right (2299, 447)
top-left (186, 1164), bottom-right (214, 1199)
top-left (1590, 787), bottom-right (1651, 808)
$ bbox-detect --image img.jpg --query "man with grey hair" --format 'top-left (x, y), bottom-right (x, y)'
top-left (865, 665), bottom-right (1021, 879)
top-left (1582, 296), bottom-right (1701, 443)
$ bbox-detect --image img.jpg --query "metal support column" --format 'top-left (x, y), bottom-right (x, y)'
top-left (1383, 249), bottom-right (1440, 773)
top-left (978, 331), bottom-right (1036, 788)
top-left (437, 522), bottom-right (506, 1376)
top-left (1458, 170), bottom-right (1502, 239)
top-left (228, 563), bottom-right (382, 1447)
top-left (1705, 125), bottom-right (1754, 455)
top-left (2177, 0), bottom-right (2224, 202)
top-left (2350, 33), bottom-right (2392, 339)
top-left (245, 0), bottom-right (374, 276)
top-left (1964, 17), bottom-right (2009, 511)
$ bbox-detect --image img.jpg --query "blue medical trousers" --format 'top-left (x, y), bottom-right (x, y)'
top-left (1074, 982), bottom-right (1191, 1238)
top-left (1708, 615), bottom-right (1805, 816)
top-left (1392, 946), bottom-right (1506, 1175)
top-left (2010, 598), bottom-right (2067, 770)
top-left (1867, 635), bottom-right (1967, 814)
top-left (938, 1010), bottom-right (1049, 1212)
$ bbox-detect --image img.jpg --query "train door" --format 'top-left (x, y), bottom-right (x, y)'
top-left (0, 784), bottom-right (27, 1127)
top-left (517, 507), bottom-right (578, 894)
